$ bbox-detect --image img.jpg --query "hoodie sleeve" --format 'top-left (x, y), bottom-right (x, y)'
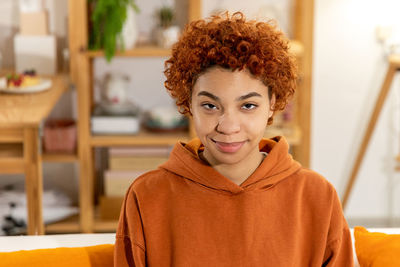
top-left (114, 185), bottom-right (146, 267)
top-left (322, 190), bottom-right (354, 267)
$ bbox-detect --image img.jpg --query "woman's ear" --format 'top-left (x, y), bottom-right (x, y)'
top-left (268, 94), bottom-right (276, 118)
top-left (188, 102), bottom-right (192, 114)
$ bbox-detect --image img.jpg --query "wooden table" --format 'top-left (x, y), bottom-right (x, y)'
top-left (0, 72), bottom-right (68, 235)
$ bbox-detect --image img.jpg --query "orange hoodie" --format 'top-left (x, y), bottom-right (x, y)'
top-left (114, 137), bottom-right (354, 266)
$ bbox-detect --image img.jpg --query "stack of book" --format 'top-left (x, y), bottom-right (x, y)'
top-left (100, 145), bottom-right (172, 220)
top-left (105, 145), bottom-right (172, 196)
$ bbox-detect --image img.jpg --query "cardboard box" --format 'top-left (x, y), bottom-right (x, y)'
top-left (20, 11), bottom-right (49, 35)
top-left (14, 34), bottom-right (57, 75)
top-left (104, 170), bottom-right (145, 197)
top-left (109, 146), bottom-right (172, 157)
top-left (99, 196), bottom-right (124, 221)
top-left (109, 156), bottom-right (168, 171)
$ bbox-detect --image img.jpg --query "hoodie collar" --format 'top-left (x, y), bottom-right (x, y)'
top-left (160, 136), bottom-right (301, 195)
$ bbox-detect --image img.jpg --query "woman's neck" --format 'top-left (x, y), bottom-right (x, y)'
top-left (200, 151), bottom-right (265, 185)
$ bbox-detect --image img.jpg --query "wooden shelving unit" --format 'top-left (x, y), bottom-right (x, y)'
top-left (42, 153), bottom-right (79, 162)
top-left (0, 144), bottom-right (25, 174)
top-left (86, 45), bottom-right (171, 58)
top-left (91, 131), bottom-right (191, 147)
top-left (46, 208), bottom-right (118, 233)
top-left (45, 214), bottom-right (80, 233)
top-left (93, 220), bottom-right (119, 232)
top-left (67, 0), bottom-right (313, 233)
top-left (266, 124), bottom-right (302, 146)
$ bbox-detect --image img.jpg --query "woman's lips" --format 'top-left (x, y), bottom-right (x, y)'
top-left (213, 140), bottom-right (246, 153)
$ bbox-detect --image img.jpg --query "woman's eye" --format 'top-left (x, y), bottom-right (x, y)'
top-left (201, 103), bottom-right (217, 110)
top-left (242, 103), bottom-right (257, 110)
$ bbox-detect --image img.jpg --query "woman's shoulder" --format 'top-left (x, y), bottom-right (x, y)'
top-left (127, 167), bottom-right (175, 195)
top-left (290, 167), bottom-right (338, 197)
top-left (285, 168), bottom-right (344, 220)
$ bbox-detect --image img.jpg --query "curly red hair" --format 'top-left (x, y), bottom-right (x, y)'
top-left (164, 12), bottom-right (297, 125)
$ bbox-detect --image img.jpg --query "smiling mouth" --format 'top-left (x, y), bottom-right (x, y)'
top-left (211, 139), bottom-right (246, 153)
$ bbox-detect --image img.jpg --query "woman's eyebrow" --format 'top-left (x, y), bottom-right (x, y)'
top-left (236, 92), bottom-right (262, 101)
top-left (197, 91), bottom-right (262, 101)
top-left (197, 91), bottom-right (220, 101)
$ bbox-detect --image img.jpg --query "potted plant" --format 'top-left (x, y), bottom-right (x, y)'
top-left (155, 6), bottom-right (180, 48)
top-left (159, 6), bottom-right (174, 28)
top-left (89, 0), bottom-right (140, 62)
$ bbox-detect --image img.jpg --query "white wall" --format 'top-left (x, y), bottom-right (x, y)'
top-left (202, 0), bottom-right (293, 37)
top-left (313, 0), bottom-right (400, 223)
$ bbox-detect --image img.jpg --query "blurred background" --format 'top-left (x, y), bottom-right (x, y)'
top-left (1, 0), bottom-right (400, 234)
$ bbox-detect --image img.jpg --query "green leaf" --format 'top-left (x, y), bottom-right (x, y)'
top-left (88, 0), bottom-right (140, 62)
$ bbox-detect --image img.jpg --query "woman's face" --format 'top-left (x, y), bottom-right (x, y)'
top-left (190, 67), bottom-right (275, 166)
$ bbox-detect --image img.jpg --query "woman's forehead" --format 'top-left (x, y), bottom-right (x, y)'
top-left (193, 67), bottom-right (269, 96)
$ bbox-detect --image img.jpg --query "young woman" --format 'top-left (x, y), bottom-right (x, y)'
top-left (115, 12), bottom-right (354, 267)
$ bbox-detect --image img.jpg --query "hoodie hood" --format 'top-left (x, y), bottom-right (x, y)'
top-left (159, 136), bottom-right (302, 195)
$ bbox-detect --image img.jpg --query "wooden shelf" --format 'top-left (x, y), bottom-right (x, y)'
top-left (0, 143), bottom-right (24, 173)
top-left (86, 41), bottom-right (304, 59)
top-left (93, 220), bottom-right (118, 232)
top-left (0, 128), bottom-right (24, 143)
top-left (0, 143), bottom-right (23, 157)
top-left (91, 130), bottom-right (191, 147)
top-left (265, 124), bottom-right (301, 146)
top-left (45, 214), bottom-right (80, 233)
top-left (45, 210), bottom-right (118, 233)
top-left (289, 40), bottom-right (304, 58)
top-left (86, 45), bottom-right (171, 58)
top-left (42, 153), bottom-right (79, 162)
top-left (94, 205), bottom-right (118, 232)
top-left (0, 158), bottom-right (25, 174)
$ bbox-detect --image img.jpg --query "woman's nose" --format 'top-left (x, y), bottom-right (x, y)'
top-left (215, 112), bottom-right (241, 134)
